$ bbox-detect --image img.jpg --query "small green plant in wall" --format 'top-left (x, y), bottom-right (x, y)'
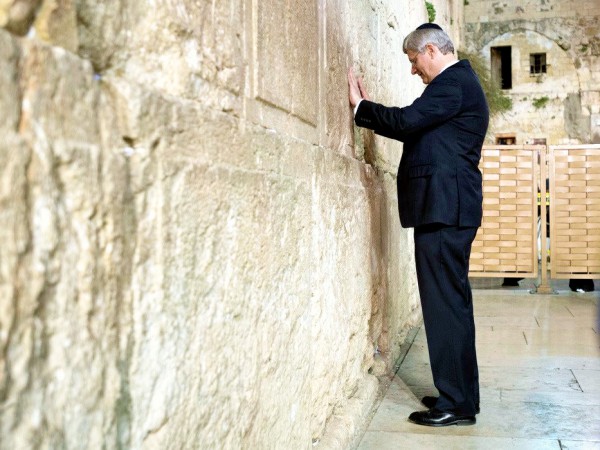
top-left (425, 1), bottom-right (436, 22)
top-left (532, 96), bottom-right (550, 109)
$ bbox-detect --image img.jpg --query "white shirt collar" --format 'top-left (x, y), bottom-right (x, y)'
top-left (439, 60), bottom-right (459, 74)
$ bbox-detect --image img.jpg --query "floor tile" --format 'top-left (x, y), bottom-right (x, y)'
top-left (497, 389), bottom-right (600, 407)
top-left (476, 328), bottom-right (529, 345)
top-left (559, 441), bottom-right (600, 450)
top-left (474, 344), bottom-right (600, 367)
top-left (524, 328), bottom-right (598, 347)
top-left (478, 366), bottom-right (581, 393)
top-left (571, 369), bottom-right (600, 393)
top-left (358, 431), bottom-right (561, 450)
top-left (473, 401), bottom-right (600, 440)
top-left (475, 316), bottom-right (540, 328)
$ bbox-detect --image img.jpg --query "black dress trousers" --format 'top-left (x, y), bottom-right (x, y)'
top-left (413, 223), bottom-right (480, 416)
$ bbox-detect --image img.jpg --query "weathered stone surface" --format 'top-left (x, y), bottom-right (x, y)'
top-left (0, 31), bottom-right (27, 410)
top-left (478, 28), bottom-right (582, 144)
top-left (0, 0), bottom-right (456, 447)
top-left (75, 0), bottom-right (245, 111)
top-left (0, 32), bottom-right (122, 449)
top-left (0, 29), bottom-right (20, 133)
top-left (465, 0), bottom-right (600, 144)
top-left (73, 0), bottom-right (126, 69)
top-left (34, 0), bottom-right (77, 51)
top-left (256, 1), bottom-right (318, 125)
top-left (0, 0), bottom-right (42, 35)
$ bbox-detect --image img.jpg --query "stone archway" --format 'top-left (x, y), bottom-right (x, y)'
top-left (479, 28), bottom-right (582, 143)
top-left (464, 17), bottom-right (586, 59)
top-left (466, 22), bottom-right (592, 144)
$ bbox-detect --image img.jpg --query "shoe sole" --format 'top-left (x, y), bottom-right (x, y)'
top-left (408, 418), bottom-right (476, 427)
top-left (455, 419), bottom-right (476, 426)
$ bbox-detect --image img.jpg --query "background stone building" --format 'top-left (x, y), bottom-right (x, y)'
top-left (464, 0), bottom-right (600, 145)
top-left (0, 0), bottom-right (463, 449)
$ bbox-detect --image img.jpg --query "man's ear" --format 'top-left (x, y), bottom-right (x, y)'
top-left (426, 43), bottom-right (436, 58)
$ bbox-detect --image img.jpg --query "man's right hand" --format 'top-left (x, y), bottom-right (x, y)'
top-left (348, 68), bottom-right (370, 108)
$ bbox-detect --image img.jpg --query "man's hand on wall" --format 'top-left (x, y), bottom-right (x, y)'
top-left (347, 68), bottom-right (370, 108)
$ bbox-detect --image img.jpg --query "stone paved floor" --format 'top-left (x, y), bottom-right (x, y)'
top-left (357, 285), bottom-right (600, 450)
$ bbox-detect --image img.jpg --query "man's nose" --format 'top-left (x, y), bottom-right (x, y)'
top-left (411, 66), bottom-right (417, 75)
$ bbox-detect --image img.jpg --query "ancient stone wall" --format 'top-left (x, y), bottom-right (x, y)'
top-left (464, 0), bottom-right (600, 144)
top-left (0, 1), bottom-right (462, 448)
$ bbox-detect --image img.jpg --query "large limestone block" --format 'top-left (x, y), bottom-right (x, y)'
top-left (0, 32), bottom-right (126, 449)
top-left (379, 172), bottom-right (420, 363)
top-left (322, 0), bottom-right (370, 157)
top-left (170, 166), bottom-right (314, 448)
top-left (98, 92), bottom-right (315, 448)
top-left (76, 0), bottom-right (244, 110)
top-left (309, 151), bottom-right (377, 438)
top-left (255, 1), bottom-right (318, 125)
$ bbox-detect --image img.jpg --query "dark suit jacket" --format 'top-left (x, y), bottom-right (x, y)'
top-left (355, 59), bottom-right (489, 228)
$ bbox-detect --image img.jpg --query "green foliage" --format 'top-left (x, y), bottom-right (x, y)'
top-left (457, 50), bottom-right (513, 116)
top-left (425, 1), bottom-right (436, 23)
top-left (532, 96), bottom-right (550, 109)
top-left (464, 0), bottom-right (470, 5)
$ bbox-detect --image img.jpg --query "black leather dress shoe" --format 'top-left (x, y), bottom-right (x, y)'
top-left (421, 396), bottom-right (480, 414)
top-left (421, 396), bottom-right (437, 409)
top-left (408, 409), bottom-right (476, 427)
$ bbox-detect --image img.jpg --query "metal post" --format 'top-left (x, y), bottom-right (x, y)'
top-left (532, 146), bottom-right (555, 294)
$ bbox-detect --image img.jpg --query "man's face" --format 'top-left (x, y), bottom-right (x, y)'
top-left (406, 49), bottom-right (432, 84)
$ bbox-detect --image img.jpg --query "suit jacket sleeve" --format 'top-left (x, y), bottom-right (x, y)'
top-left (354, 79), bottom-right (462, 142)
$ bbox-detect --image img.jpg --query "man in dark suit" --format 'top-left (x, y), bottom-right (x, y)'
top-left (348, 23), bottom-right (489, 427)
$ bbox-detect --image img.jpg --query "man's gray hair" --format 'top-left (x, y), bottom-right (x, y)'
top-left (402, 28), bottom-right (455, 55)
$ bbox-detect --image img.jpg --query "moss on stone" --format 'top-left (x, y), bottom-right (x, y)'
top-left (532, 96), bottom-right (550, 109)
